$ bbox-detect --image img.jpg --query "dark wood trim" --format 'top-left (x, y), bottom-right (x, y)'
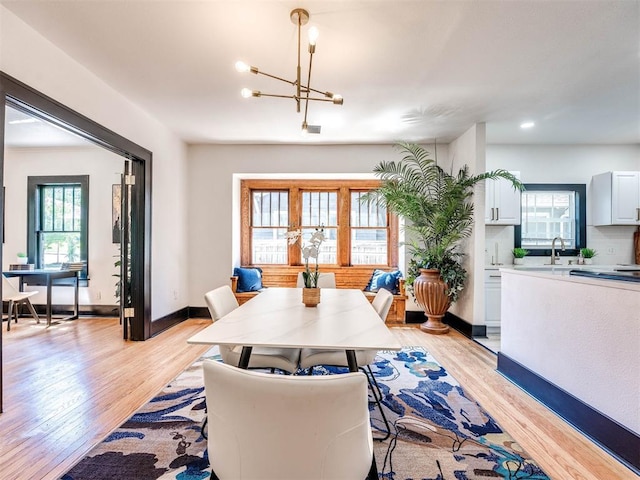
top-left (189, 306), bottom-right (211, 319)
top-left (0, 71), bottom-right (152, 343)
top-left (498, 352), bottom-right (640, 475)
top-left (150, 307), bottom-right (190, 337)
top-left (4, 303), bottom-right (119, 317)
top-left (405, 310), bottom-right (486, 337)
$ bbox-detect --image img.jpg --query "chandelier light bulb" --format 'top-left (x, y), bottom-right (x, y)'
top-left (235, 61), bottom-right (250, 73)
top-left (241, 88), bottom-right (253, 98)
top-left (308, 26), bottom-right (319, 45)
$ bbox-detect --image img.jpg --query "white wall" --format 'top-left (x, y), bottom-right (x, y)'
top-left (187, 143), bottom-right (446, 308)
top-left (486, 144), bottom-right (640, 266)
top-left (446, 124), bottom-right (486, 325)
top-left (1, 6), bottom-right (189, 319)
top-left (4, 146), bottom-right (122, 306)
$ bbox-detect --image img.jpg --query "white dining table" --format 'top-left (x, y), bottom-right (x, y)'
top-left (187, 287), bottom-right (402, 372)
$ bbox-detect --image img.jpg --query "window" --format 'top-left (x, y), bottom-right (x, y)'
top-left (514, 183), bottom-right (586, 256)
top-left (27, 175), bottom-right (89, 279)
top-left (350, 191), bottom-right (388, 265)
top-left (241, 179), bottom-right (398, 267)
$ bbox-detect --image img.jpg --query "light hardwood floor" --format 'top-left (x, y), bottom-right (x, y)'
top-left (0, 317), bottom-right (634, 480)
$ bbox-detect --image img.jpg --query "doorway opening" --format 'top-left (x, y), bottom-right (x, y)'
top-left (0, 72), bottom-right (152, 410)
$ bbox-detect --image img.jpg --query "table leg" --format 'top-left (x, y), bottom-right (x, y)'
top-left (238, 346), bottom-right (253, 369)
top-left (346, 350), bottom-right (358, 372)
top-left (73, 274), bottom-right (79, 319)
top-left (46, 276), bottom-right (52, 327)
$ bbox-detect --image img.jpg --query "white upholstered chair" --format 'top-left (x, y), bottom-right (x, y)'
top-left (298, 288), bottom-right (394, 439)
top-left (3, 276), bottom-right (39, 331)
top-left (204, 285), bottom-right (300, 373)
top-left (203, 358), bottom-right (377, 480)
top-left (296, 271), bottom-right (337, 288)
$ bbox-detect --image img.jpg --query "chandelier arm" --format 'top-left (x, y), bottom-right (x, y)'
top-left (255, 70), bottom-right (297, 86)
top-left (296, 11), bottom-right (302, 113)
top-left (302, 86), bottom-right (333, 97)
top-left (256, 93), bottom-right (297, 100)
top-left (302, 48), bottom-right (314, 128)
top-left (299, 97), bottom-right (340, 103)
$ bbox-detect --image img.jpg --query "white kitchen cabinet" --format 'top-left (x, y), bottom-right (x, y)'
top-left (485, 171), bottom-right (521, 225)
top-left (484, 269), bottom-right (502, 328)
top-left (591, 171), bottom-right (640, 226)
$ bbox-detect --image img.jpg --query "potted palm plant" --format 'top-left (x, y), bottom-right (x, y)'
top-left (366, 142), bottom-right (523, 334)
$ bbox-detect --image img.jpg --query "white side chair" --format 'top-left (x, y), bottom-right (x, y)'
top-left (204, 286), bottom-right (300, 373)
top-left (3, 276), bottom-right (40, 331)
top-left (298, 288), bottom-right (394, 439)
top-left (295, 271), bottom-right (337, 288)
top-left (203, 358), bottom-right (377, 480)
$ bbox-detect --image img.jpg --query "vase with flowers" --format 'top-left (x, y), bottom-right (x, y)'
top-left (286, 226), bottom-right (325, 306)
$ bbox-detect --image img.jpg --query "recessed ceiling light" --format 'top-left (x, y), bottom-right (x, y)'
top-left (520, 121), bottom-right (535, 129)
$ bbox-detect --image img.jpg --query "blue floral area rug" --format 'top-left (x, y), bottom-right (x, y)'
top-left (61, 347), bottom-right (550, 480)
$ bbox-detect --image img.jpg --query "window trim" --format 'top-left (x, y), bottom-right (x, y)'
top-left (241, 179), bottom-right (399, 268)
top-left (514, 183), bottom-right (587, 257)
top-left (27, 175), bottom-right (89, 281)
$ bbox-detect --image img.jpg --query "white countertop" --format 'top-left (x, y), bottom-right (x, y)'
top-left (485, 263), bottom-right (639, 271)
top-left (499, 266), bottom-right (640, 292)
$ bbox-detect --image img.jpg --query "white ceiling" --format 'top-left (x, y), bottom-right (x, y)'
top-left (2, 0), bottom-right (639, 146)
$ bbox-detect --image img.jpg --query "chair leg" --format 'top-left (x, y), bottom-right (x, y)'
top-left (24, 300), bottom-right (40, 324)
top-left (6, 300), bottom-right (14, 331)
top-left (364, 365), bottom-right (391, 442)
top-left (367, 453), bottom-right (379, 480)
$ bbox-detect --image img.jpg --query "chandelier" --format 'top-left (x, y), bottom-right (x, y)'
top-left (235, 8), bottom-right (343, 134)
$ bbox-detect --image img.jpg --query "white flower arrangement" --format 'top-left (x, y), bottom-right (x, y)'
top-left (285, 227), bottom-right (325, 288)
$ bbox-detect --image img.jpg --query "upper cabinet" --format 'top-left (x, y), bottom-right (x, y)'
top-left (485, 171), bottom-right (521, 225)
top-left (591, 171), bottom-right (640, 226)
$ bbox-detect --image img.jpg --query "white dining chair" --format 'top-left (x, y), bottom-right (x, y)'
top-left (298, 288), bottom-right (394, 439)
top-left (3, 276), bottom-right (40, 331)
top-left (203, 358), bottom-right (377, 480)
top-left (204, 285), bottom-right (300, 373)
top-left (295, 271), bottom-right (337, 288)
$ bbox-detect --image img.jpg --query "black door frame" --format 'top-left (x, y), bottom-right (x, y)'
top-left (0, 71), bottom-right (153, 408)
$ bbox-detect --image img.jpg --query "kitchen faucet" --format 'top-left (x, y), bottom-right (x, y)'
top-left (550, 237), bottom-right (565, 265)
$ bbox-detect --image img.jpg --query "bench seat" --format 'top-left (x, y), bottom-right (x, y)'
top-left (230, 266), bottom-right (407, 324)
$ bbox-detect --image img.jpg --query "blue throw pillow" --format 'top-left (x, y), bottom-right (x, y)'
top-left (233, 267), bottom-right (263, 293)
top-left (365, 269), bottom-right (402, 295)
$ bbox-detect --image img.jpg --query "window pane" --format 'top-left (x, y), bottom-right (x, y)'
top-left (252, 191), bottom-right (288, 228)
top-left (251, 191), bottom-right (289, 264)
top-left (301, 227), bottom-right (336, 264)
top-left (351, 192), bottom-right (387, 227)
top-left (351, 229), bottom-right (388, 264)
top-left (301, 191), bottom-right (337, 227)
top-left (42, 188), bottom-right (54, 231)
top-left (251, 227), bottom-right (288, 264)
top-left (521, 191), bottom-right (576, 249)
top-left (41, 232), bottom-right (81, 268)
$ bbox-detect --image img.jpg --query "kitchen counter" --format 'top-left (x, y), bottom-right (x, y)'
top-left (498, 268), bottom-right (639, 433)
top-left (496, 266), bottom-right (640, 292)
top-left (498, 268), bottom-right (639, 470)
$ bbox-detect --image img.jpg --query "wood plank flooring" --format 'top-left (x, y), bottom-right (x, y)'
top-left (0, 317), bottom-right (634, 480)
